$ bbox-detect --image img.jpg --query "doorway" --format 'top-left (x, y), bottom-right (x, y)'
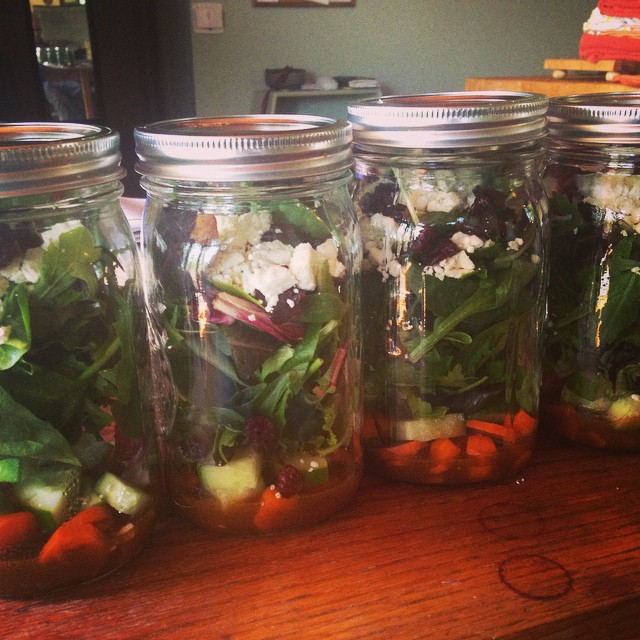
top-left (1, 0), bottom-right (196, 197)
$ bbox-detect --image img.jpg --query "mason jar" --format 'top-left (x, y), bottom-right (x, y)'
top-left (134, 115), bottom-right (362, 533)
top-left (0, 123), bottom-right (159, 597)
top-left (348, 92), bottom-right (549, 484)
top-left (542, 92), bottom-right (640, 452)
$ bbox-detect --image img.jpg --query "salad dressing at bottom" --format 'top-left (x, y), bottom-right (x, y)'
top-left (134, 115), bottom-right (362, 533)
top-left (348, 92), bottom-right (549, 484)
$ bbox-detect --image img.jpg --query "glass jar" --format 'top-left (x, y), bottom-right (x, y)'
top-left (542, 92), bottom-right (640, 452)
top-left (135, 115), bottom-right (362, 534)
top-left (348, 92), bottom-right (549, 484)
top-left (0, 123), bottom-right (159, 597)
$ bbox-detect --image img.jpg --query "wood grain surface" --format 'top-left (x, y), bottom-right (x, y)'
top-left (464, 76), bottom-right (640, 98)
top-left (1, 433), bottom-right (639, 640)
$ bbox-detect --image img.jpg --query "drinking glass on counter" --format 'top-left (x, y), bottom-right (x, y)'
top-left (348, 92), bottom-right (549, 484)
top-left (0, 123), bottom-right (162, 597)
top-left (134, 115), bottom-right (363, 533)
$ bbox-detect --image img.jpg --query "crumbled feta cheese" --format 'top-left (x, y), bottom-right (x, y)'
top-left (424, 250), bottom-right (476, 281)
top-left (451, 231), bottom-right (493, 253)
top-left (577, 173), bottom-right (640, 233)
top-left (412, 189), bottom-right (463, 213)
top-left (215, 211), bottom-right (272, 248)
top-left (249, 240), bottom-right (294, 268)
top-left (0, 247), bottom-right (43, 284)
top-left (508, 237), bottom-right (524, 252)
top-left (290, 243), bottom-right (321, 291)
top-left (531, 254), bottom-right (541, 264)
top-left (245, 265), bottom-right (296, 311)
top-left (206, 213), bottom-right (345, 310)
top-left (40, 220), bottom-right (83, 249)
top-left (316, 239), bottom-right (346, 279)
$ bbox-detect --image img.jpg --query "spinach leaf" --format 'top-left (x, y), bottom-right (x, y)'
top-left (0, 385), bottom-right (80, 467)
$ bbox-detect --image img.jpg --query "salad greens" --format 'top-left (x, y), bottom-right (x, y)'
top-left (358, 174), bottom-right (545, 428)
top-left (543, 179), bottom-right (640, 433)
top-left (150, 197), bottom-right (358, 478)
top-left (0, 225), bottom-right (140, 450)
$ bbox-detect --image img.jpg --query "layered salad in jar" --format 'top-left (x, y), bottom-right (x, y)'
top-left (542, 168), bottom-right (640, 451)
top-left (146, 195), bottom-right (361, 533)
top-left (355, 167), bottom-right (546, 483)
top-left (0, 218), bottom-right (156, 597)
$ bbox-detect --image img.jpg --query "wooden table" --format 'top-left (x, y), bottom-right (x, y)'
top-left (465, 75), bottom-right (640, 98)
top-left (2, 433), bottom-right (639, 639)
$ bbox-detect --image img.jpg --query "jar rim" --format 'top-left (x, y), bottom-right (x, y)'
top-left (547, 92), bottom-right (640, 144)
top-left (134, 115), bottom-right (353, 182)
top-left (347, 91), bottom-right (549, 149)
top-left (0, 122), bottom-right (124, 196)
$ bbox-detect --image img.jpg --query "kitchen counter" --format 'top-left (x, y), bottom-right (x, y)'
top-left (2, 433), bottom-right (639, 639)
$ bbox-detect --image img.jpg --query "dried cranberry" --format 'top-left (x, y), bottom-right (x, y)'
top-left (245, 415), bottom-right (279, 453)
top-left (468, 186), bottom-right (510, 239)
top-left (359, 183), bottom-right (409, 222)
top-left (409, 225), bottom-right (459, 266)
top-left (275, 464), bottom-right (304, 498)
top-left (269, 287), bottom-right (306, 324)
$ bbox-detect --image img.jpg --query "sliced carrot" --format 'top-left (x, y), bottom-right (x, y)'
top-left (428, 438), bottom-right (463, 475)
top-left (466, 419), bottom-right (510, 439)
top-left (0, 511), bottom-right (41, 552)
top-left (253, 486), bottom-right (303, 533)
top-left (466, 434), bottom-right (497, 457)
top-left (387, 440), bottom-right (424, 456)
top-left (429, 438), bottom-right (462, 462)
top-left (39, 505), bottom-right (114, 573)
top-left (505, 409), bottom-right (537, 437)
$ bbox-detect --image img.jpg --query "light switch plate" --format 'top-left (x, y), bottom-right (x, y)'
top-left (192, 2), bottom-right (224, 34)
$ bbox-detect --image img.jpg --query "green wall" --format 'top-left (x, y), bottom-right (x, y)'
top-left (191, 0), bottom-right (596, 117)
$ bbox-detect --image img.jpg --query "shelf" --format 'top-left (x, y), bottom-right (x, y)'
top-left (465, 75), bottom-right (639, 98)
top-left (263, 87), bottom-right (381, 115)
top-left (3, 433), bottom-right (639, 639)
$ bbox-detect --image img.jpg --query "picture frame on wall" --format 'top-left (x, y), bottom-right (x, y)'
top-left (253, 1), bottom-right (355, 7)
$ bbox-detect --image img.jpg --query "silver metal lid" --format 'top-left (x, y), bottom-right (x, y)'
top-left (0, 122), bottom-right (124, 197)
top-left (347, 91), bottom-right (548, 149)
top-left (547, 92), bottom-right (640, 145)
top-left (134, 115), bottom-right (353, 181)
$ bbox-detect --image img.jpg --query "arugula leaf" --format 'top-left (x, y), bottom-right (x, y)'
top-left (408, 259), bottom-right (536, 362)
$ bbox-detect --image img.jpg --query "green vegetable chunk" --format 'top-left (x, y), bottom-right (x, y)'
top-left (198, 448), bottom-right (265, 509)
top-left (14, 466), bottom-right (81, 530)
top-left (95, 472), bottom-right (151, 516)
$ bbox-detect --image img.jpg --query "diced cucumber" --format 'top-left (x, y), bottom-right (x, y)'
top-left (198, 447), bottom-right (265, 509)
top-left (394, 414), bottom-right (466, 442)
top-left (0, 457), bottom-right (22, 483)
top-left (95, 472), bottom-right (151, 516)
top-left (607, 394), bottom-right (640, 429)
top-left (282, 453), bottom-right (329, 487)
top-left (13, 467), bottom-right (81, 531)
